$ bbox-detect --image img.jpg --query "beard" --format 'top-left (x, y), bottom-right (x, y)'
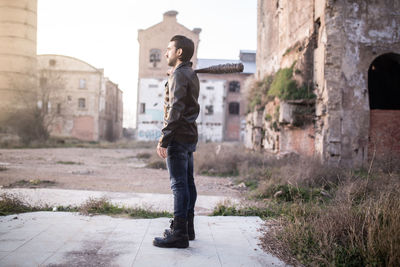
top-left (167, 57), bottom-right (177, 67)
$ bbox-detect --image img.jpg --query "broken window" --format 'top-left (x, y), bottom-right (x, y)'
top-left (78, 98), bottom-right (86, 108)
top-left (229, 81), bottom-right (240, 92)
top-left (229, 102), bottom-right (240, 115)
top-left (140, 103), bottom-right (146, 114)
top-left (205, 105), bottom-right (214, 115)
top-left (368, 53), bottom-right (400, 109)
top-left (150, 49), bottom-right (161, 67)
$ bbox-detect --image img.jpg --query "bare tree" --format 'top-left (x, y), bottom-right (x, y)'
top-left (5, 70), bottom-right (65, 145)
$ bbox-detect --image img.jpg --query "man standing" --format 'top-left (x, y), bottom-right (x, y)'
top-left (153, 35), bottom-right (200, 249)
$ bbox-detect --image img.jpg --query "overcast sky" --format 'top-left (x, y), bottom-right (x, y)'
top-left (37, 0), bottom-right (257, 128)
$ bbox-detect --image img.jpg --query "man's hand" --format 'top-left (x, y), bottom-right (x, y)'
top-left (157, 143), bottom-right (167, 159)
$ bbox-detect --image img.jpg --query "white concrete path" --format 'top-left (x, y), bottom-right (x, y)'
top-left (0, 188), bottom-right (240, 215)
top-left (0, 212), bottom-right (287, 267)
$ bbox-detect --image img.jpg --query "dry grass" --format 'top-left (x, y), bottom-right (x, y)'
top-left (259, 164), bottom-right (400, 266)
top-left (78, 197), bottom-right (172, 218)
top-left (194, 144), bottom-right (400, 266)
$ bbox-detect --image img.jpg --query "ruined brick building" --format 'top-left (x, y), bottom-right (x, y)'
top-left (246, 0), bottom-right (400, 168)
top-left (37, 55), bottom-right (123, 142)
top-left (136, 11), bottom-right (255, 142)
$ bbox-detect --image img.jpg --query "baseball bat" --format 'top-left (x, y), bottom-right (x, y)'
top-left (194, 63), bottom-right (244, 74)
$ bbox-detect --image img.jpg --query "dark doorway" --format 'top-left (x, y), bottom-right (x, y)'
top-left (368, 53), bottom-right (400, 159)
top-left (368, 53), bottom-right (400, 109)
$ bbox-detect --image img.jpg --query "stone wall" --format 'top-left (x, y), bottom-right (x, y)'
top-left (318, 0), bottom-right (400, 167)
top-left (250, 0), bottom-right (400, 167)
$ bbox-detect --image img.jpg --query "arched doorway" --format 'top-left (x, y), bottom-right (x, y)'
top-left (368, 53), bottom-right (400, 157)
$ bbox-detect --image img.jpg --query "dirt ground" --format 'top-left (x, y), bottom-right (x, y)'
top-left (0, 148), bottom-right (240, 197)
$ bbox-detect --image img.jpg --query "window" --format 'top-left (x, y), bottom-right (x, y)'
top-left (79, 79), bottom-right (86, 89)
top-left (140, 103), bottom-right (146, 114)
top-left (229, 102), bottom-right (240, 115)
top-left (49, 59), bottom-right (56, 66)
top-left (67, 96), bottom-right (72, 102)
top-left (206, 86), bottom-right (214, 90)
top-left (78, 98), bottom-right (86, 108)
top-left (229, 81), bottom-right (240, 92)
top-left (205, 105), bottom-right (213, 115)
top-left (57, 103), bottom-right (61, 114)
top-left (149, 49), bottom-right (161, 67)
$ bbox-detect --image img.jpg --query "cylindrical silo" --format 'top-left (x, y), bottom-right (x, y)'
top-left (0, 0), bottom-right (38, 122)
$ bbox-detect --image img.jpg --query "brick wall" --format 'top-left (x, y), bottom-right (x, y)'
top-left (369, 110), bottom-right (400, 156)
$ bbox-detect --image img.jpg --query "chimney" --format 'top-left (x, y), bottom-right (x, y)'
top-left (163, 10), bottom-right (178, 22)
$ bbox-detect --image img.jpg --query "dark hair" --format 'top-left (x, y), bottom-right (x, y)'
top-left (170, 35), bottom-right (194, 62)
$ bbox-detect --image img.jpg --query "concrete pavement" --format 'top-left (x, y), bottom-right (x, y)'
top-left (0, 212), bottom-right (287, 267)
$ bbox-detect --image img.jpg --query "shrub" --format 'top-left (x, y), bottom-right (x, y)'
top-left (136, 152), bottom-right (152, 159)
top-left (146, 160), bottom-right (167, 170)
top-left (260, 162), bottom-right (400, 266)
top-left (6, 108), bottom-right (50, 145)
top-left (247, 75), bottom-right (274, 111)
top-left (195, 143), bottom-right (245, 176)
top-left (268, 64), bottom-right (315, 101)
top-left (0, 193), bottom-right (46, 215)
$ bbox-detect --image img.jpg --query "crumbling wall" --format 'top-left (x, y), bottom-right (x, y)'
top-left (249, 0), bottom-right (400, 167)
top-left (317, 0), bottom-right (400, 167)
top-left (248, 0), bottom-right (316, 156)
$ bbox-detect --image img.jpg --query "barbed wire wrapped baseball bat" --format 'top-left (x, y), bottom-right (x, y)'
top-left (194, 63), bottom-right (244, 74)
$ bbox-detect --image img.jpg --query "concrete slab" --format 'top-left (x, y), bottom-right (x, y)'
top-left (0, 212), bottom-right (288, 267)
top-left (0, 188), bottom-right (239, 215)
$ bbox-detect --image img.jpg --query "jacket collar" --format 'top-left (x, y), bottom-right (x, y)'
top-left (175, 61), bottom-right (193, 71)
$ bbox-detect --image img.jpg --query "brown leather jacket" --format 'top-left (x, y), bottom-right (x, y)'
top-left (158, 61), bottom-right (200, 148)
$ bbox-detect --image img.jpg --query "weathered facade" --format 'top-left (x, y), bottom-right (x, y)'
top-left (0, 0), bottom-right (38, 123)
top-left (136, 11), bottom-right (256, 142)
top-left (100, 78), bottom-right (123, 141)
top-left (197, 52), bottom-right (256, 142)
top-left (247, 0), bottom-right (400, 167)
top-left (37, 55), bottom-right (123, 141)
top-left (136, 11), bottom-right (201, 141)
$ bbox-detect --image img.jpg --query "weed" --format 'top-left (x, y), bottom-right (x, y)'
top-left (268, 64), bottom-right (315, 101)
top-left (56, 161), bottom-right (83, 165)
top-left (212, 203), bottom-right (279, 219)
top-left (4, 179), bottom-right (56, 188)
top-left (0, 193), bottom-right (49, 216)
top-left (146, 160), bottom-right (167, 170)
top-left (135, 152), bottom-right (152, 159)
top-left (78, 197), bottom-right (172, 218)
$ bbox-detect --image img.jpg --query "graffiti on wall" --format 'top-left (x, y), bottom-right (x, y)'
top-left (138, 129), bottom-right (162, 140)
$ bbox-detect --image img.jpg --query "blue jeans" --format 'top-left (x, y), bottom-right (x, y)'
top-left (166, 140), bottom-right (197, 219)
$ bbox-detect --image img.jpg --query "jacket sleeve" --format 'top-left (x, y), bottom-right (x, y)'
top-left (159, 71), bottom-right (187, 148)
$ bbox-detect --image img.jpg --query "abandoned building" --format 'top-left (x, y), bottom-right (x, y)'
top-left (37, 55), bottom-right (123, 142)
top-left (246, 0), bottom-right (400, 167)
top-left (0, 0), bottom-right (123, 142)
top-left (136, 11), bottom-right (255, 142)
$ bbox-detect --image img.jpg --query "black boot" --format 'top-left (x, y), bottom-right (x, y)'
top-left (163, 219), bottom-right (174, 238)
top-left (153, 216), bottom-right (189, 248)
top-left (163, 213), bottom-right (195, 241)
top-left (187, 213), bottom-right (195, 241)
